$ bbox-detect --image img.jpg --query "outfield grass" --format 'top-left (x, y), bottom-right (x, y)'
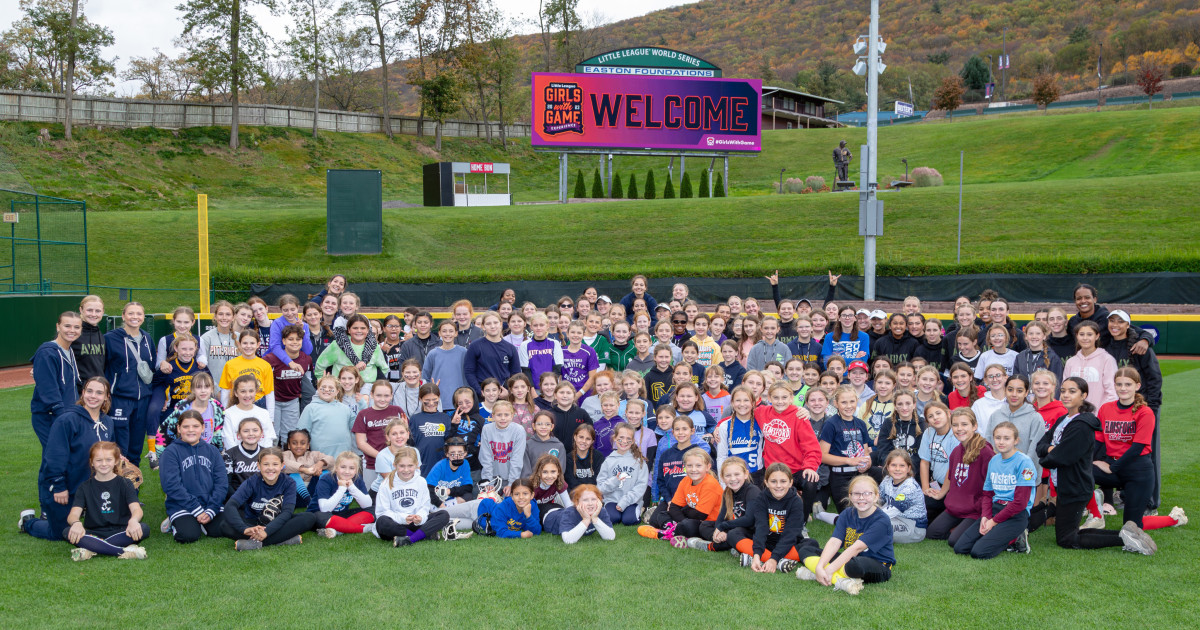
top-left (4, 361), bottom-right (1199, 628)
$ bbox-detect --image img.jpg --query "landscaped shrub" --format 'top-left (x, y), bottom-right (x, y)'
top-left (680, 173), bottom-right (693, 198)
top-left (627, 173), bottom-right (638, 199)
top-left (611, 173), bottom-right (624, 198)
top-left (714, 173), bottom-right (725, 197)
top-left (912, 167), bottom-right (944, 187)
top-left (644, 170), bottom-right (656, 199)
top-left (663, 176), bottom-right (675, 199)
top-left (804, 175), bottom-right (825, 191)
top-left (573, 170), bottom-right (586, 198)
top-left (591, 169), bottom-right (604, 197)
top-left (699, 170), bottom-right (710, 197)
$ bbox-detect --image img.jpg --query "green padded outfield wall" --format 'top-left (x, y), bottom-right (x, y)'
top-left (326, 169), bottom-right (382, 255)
top-left (0, 295), bottom-right (85, 368)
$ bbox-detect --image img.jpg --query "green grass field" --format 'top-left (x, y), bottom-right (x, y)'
top-left (4, 361), bottom-right (1200, 628)
top-left (5, 106), bottom-right (1200, 311)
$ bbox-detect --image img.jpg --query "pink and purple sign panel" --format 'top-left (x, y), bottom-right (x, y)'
top-left (531, 72), bottom-right (762, 152)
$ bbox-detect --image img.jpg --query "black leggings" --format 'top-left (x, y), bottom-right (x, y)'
top-left (829, 469), bottom-right (883, 509)
top-left (375, 511), bottom-right (450, 540)
top-left (926, 511), bottom-right (975, 547)
top-left (171, 513), bottom-right (226, 544)
top-left (1093, 455), bottom-right (1154, 529)
top-left (1053, 499), bottom-right (1124, 550)
top-left (221, 512), bottom-right (318, 545)
top-left (799, 544), bottom-right (892, 583)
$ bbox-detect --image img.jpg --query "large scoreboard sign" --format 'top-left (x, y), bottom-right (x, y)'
top-left (531, 72), bottom-right (762, 153)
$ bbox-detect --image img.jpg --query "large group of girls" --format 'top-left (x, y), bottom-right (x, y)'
top-left (20, 273), bottom-right (1186, 594)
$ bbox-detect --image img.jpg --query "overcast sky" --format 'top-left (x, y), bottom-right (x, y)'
top-left (0, 0), bottom-right (699, 95)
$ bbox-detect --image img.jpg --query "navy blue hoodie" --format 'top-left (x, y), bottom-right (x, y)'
top-left (41, 404), bottom-right (113, 495)
top-left (161, 438), bottom-right (228, 522)
top-left (224, 473), bottom-right (299, 537)
top-left (103, 328), bottom-right (153, 400)
top-left (463, 337), bottom-right (520, 393)
top-left (31, 340), bottom-right (79, 415)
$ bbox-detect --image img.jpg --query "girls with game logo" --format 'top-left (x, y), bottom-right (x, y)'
top-left (817, 386), bottom-right (875, 515)
top-left (878, 450), bottom-right (927, 543)
top-left (755, 382), bottom-right (821, 514)
top-left (20, 376), bottom-right (114, 542)
top-left (715, 386), bottom-right (763, 481)
top-left (926, 408), bottom-right (994, 547)
top-left (952, 421), bottom-right (1038, 558)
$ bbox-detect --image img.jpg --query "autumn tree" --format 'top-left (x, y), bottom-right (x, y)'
top-left (285, 0), bottom-right (336, 138)
top-left (343, 0), bottom-right (402, 137)
top-left (122, 49), bottom-right (200, 99)
top-left (959, 54), bottom-right (990, 90)
top-left (178, 0), bottom-right (278, 150)
top-left (2, 0), bottom-right (116, 95)
top-left (417, 71), bottom-right (458, 151)
top-left (1031, 74), bottom-right (1060, 112)
top-left (933, 75), bottom-right (965, 119)
top-left (1136, 63), bottom-right (1164, 110)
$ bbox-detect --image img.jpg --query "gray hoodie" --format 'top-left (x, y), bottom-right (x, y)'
top-left (987, 402), bottom-right (1047, 477)
top-left (596, 449), bottom-right (650, 511)
top-left (524, 433), bottom-right (566, 474)
top-left (480, 422), bottom-right (527, 486)
top-left (746, 340), bottom-right (793, 372)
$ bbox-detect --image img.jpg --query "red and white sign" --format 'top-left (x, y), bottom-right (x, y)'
top-left (469, 162), bottom-right (494, 173)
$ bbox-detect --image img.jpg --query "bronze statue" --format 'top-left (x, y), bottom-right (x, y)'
top-left (833, 140), bottom-right (852, 181)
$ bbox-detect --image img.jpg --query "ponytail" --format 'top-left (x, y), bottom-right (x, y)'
top-left (951, 408), bottom-right (988, 465)
top-left (1114, 367), bottom-right (1146, 414)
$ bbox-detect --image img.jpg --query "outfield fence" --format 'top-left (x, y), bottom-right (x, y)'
top-left (0, 89), bottom-right (532, 139)
top-left (0, 188), bottom-right (88, 296)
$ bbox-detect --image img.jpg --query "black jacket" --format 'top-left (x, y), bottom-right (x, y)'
top-left (715, 483), bottom-right (762, 531)
top-left (551, 404), bottom-right (592, 447)
top-left (913, 336), bottom-right (954, 373)
top-left (72, 321), bottom-right (107, 384)
top-left (1105, 339), bottom-right (1163, 409)
top-left (1036, 412), bottom-right (1101, 504)
top-left (872, 333), bottom-right (918, 366)
top-left (750, 487), bottom-right (807, 558)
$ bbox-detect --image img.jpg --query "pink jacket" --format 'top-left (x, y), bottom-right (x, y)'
top-left (1063, 349), bottom-right (1117, 407)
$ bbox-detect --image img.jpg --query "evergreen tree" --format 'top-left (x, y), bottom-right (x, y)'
top-left (611, 172), bottom-right (623, 198)
top-left (591, 168), bottom-right (604, 197)
top-left (627, 173), bottom-right (638, 199)
top-left (714, 173), bottom-right (726, 197)
top-left (644, 170), bottom-right (657, 199)
top-left (698, 170), bottom-right (710, 198)
top-left (680, 172), bottom-right (693, 198)
top-left (573, 169), bottom-right (586, 198)
top-left (663, 175), bottom-right (675, 199)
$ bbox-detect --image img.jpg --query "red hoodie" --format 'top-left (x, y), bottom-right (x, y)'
top-left (753, 404), bottom-right (821, 473)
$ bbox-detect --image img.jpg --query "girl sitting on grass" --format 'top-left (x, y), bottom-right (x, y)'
top-left (64, 441), bottom-right (148, 561)
top-left (797, 474), bottom-right (895, 595)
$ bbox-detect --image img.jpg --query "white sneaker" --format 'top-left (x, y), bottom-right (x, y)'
top-left (834, 577), bottom-right (864, 595)
top-left (739, 553), bottom-right (754, 568)
top-left (118, 545), bottom-right (147, 560)
top-left (71, 548), bottom-right (96, 562)
top-left (1119, 521), bottom-right (1156, 555)
top-left (1080, 514), bottom-right (1105, 530)
top-left (17, 509), bottom-right (35, 533)
top-left (796, 566), bottom-right (818, 581)
top-left (317, 528), bottom-right (338, 539)
top-left (159, 518), bottom-right (171, 534)
top-left (685, 537), bottom-right (709, 551)
top-left (1169, 506), bottom-right (1188, 526)
top-left (362, 523), bottom-right (376, 536)
top-left (641, 505), bottom-right (657, 525)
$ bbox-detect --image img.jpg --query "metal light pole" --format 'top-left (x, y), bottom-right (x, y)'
top-left (863, 0), bottom-right (880, 301)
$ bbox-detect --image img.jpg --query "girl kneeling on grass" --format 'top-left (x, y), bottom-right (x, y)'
top-left (543, 484), bottom-right (616, 543)
top-left (311, 451), bottom-right (375, 539)
top-left (690, 456), bottom-right (761, 553)
top-left (1033, 377), bottom-right (1156, 555)
top-left (65, 441), bottom-right (149, 561)
top-left (222, 447), bottom-right (318, 551)
top-left (952, 421), bottom-right (1037, 559)
top-left (596, 423), bottom-right (650, 525)
top-left (797, 474), bottom-right (895, 595)
top-left (373, 447), bottom-right (452, 546)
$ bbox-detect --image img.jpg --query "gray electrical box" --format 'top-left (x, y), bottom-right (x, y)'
top-left (859, 198), bottom-right (883, 236)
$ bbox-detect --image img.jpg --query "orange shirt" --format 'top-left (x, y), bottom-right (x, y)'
top-left (670, 474), bottom-right (723, 521)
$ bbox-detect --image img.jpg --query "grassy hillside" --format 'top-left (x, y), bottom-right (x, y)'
top-left (4, 106), bottom-right (1200, 311)
top-left (4, 362), bottom-right (1199, 627)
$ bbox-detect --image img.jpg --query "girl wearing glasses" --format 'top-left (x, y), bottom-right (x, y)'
top-left (797, 474), bottom-right (895, 595)
top-left (971, 364), bottom-right (1009, 439)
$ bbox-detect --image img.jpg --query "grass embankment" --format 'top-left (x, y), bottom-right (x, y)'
top-left (3, 106), bottom-right (1200, 311)
top-left (4, 361), bottom-right (1199, 628)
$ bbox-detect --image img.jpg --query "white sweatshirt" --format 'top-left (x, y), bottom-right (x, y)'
top-left (373, 472), bottom-right (433, 536)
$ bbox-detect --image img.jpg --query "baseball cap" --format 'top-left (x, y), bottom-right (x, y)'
top-left (796, 298), bottom-right (812, 307)
top-left (1108, 310), bottom-right (1131, 323)
top-left (870, 309), bottom-right (887, 320)
top-left (848, 360), bottom-right (869, 372)
top-left (655, 304), bottom-right (671, 312)
top-left (856, 308), bottom-right (870, 316)
top-left (597, 295), bottom-right (612, 304)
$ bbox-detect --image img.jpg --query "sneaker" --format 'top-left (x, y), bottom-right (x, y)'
top-left (235, 539), bottom-right (263, 551)
top-left (1169, 506), bottom-right (1188, 526)
top-left (159, 518), bottom-right (172, 534)
top-left (71, 548), bottom-right (96, 562)
top-left (685, 537), bottom-right (710, 551)
top-left (1119, 521), bottom-right (1156, 555)
top-left (660, 521), bottom-right (678, 540)
top-left (636, 525), bottom-right (663, 540)
top-left (278, 535), bottom-right (303, 546)
top-left (317, 528), bottom-right (338, 539)
top-left (834, 577), bottom-right (864, 595)
top-left (362, 523), bottom-right (376, 536)
top-left (801, 526), bottom-right (809, 539)
top-left (17, 509), bottom-right (35, 533)
top-left (796, 566), bottom-right (818, 581)
top-left (811, 500), bottom-right (825, 519)
top-left (147, 450), bottom-right (159, 471)
top-left (393, 535), bottom-right (413, 548)
top-left (1080, 514), bottom-right (1105, 530)
top-left (1011, 529), bottom-right (1031, 554)
top-left (777, 558), bottom-right (797, 574)
top-left (670, 535), bottom-right (689, 549)
top-left (118, 545), bottom-right (147, 560)
top-left (730, 547), bottom-right (740, 558)
top-left (739, 552), bottom-right (754, 568)
top-left (640, 505), bottom-right (657, 525)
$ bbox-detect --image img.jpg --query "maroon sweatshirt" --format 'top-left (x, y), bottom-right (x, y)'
top-left (943, 441), bottom-right (995, 519)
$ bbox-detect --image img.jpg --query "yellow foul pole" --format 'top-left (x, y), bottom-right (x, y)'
top-left (198, 194), bottom-right (210, 314)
